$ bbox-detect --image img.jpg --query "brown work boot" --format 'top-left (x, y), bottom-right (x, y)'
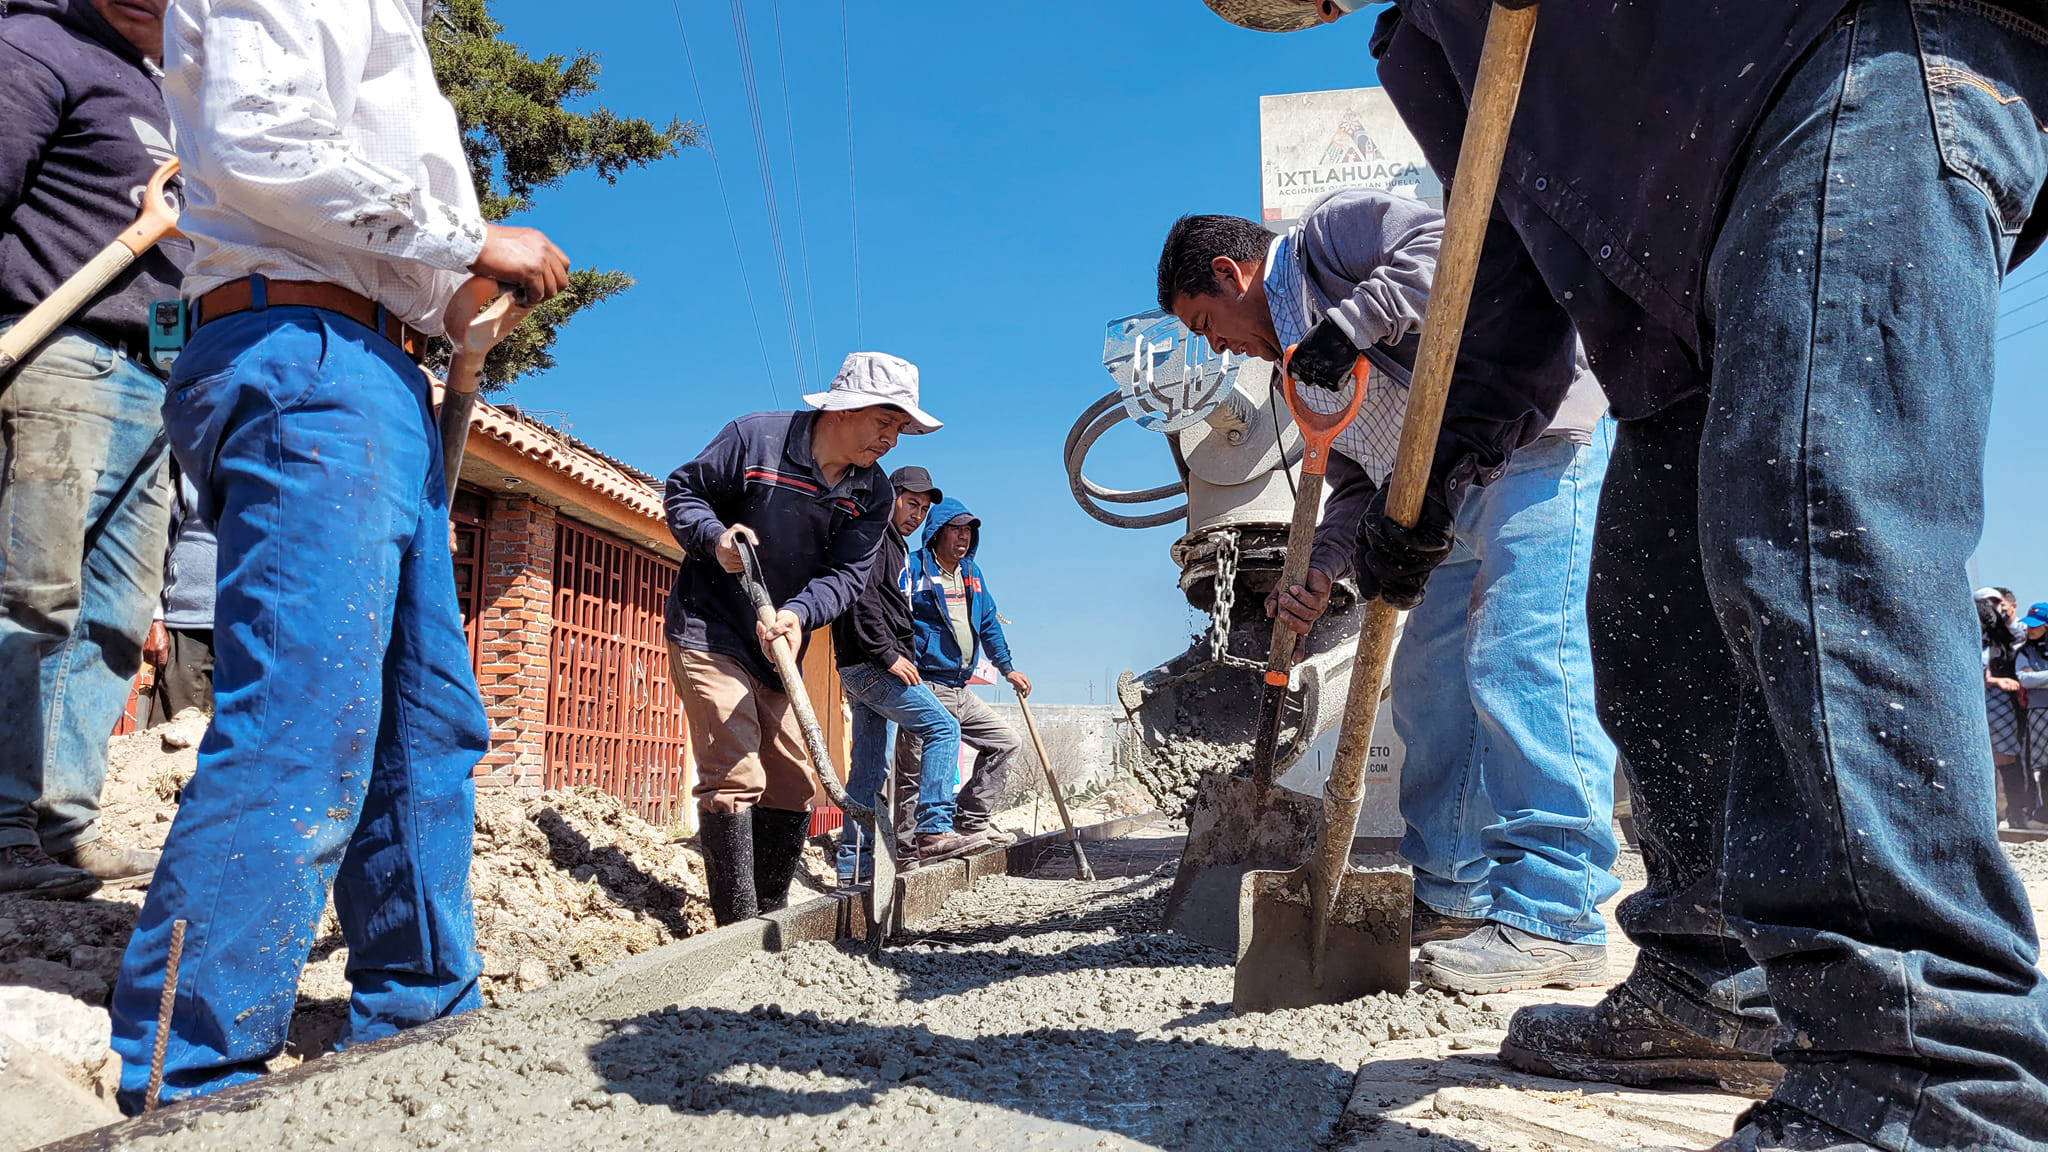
top-left (0, 844), bottom-right (100, 900)
top-left (914, 831), bottom-right (983, 865)
top-left (1500, 983), bottom-right (1784, 1098)
top-left (1412, 900), bottom-right (1486, 945)
top-left (54, 841), bottom-right (159, 888)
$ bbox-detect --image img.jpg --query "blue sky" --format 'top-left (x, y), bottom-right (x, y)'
top-left (489, 0), bottom-right (2046, 703)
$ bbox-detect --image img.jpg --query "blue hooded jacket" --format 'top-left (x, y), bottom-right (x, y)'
top-left (906, 496), bottom-right (1015, 688)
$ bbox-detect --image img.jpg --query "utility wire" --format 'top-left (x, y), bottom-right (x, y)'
top-left (839, 0), bottom-right (864, 345)
top-left (671, 0), bottom-right (782, 405)
top-left (2005, 265), bottom-right (2048, 296)
top-left (2001, 288), bottom-right (2048, 320)
top-left (770, 0), bottom-right (826, 383)
top-left (729, 0), bottom-right (811, 395)
top-left (1998, 309), bottom-right (2048, 340)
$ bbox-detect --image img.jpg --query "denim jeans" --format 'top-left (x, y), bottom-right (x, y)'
top-left (1595, 2), bottom-right (2048, 1146)
top-left (1392, 426), bottom-right (1618, 945)
top-left (0, 323), bottom-right (169, 855)
top-left (109, 301), bottom-right (489, 1112)
top-left (892, 681), bottom-right (1019, 852)
top-left (838, 661), bottom-right (961, 877)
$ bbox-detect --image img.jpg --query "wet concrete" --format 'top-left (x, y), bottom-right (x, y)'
top-left (87, 867), bottom-right (1503, 1152)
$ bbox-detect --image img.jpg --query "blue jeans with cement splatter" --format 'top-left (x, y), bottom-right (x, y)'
top-left (110, 298), bottom-right (488, 1112)
top-left (0, 322), bottom-right (169, 856)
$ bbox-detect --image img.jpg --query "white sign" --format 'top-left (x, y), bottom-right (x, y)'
top-left (1259, 87), bottom-right (1440, 231)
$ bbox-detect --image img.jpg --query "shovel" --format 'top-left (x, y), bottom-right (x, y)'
top-left (1234, 0), bottom-right (1541, 1014)
top-left (733, 536), bottom-right (897, 954)
top-left (1247, 352), bottom-right (1369, 803)
top-left (1016, 693), bottom-right (1095, 881)
top-left (436, 277), bottom-right (532, 502)
top-left (0, 158), bottom-right (181, 377)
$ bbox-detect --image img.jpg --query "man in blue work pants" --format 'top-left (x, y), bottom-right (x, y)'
top-left (110, 0), bottom-right (570, 1110)
top-left (111, 305), bottom-right (491, 1108)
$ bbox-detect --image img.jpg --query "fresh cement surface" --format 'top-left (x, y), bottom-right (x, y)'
top-left (92, 866), bottom-right (1506, 1152)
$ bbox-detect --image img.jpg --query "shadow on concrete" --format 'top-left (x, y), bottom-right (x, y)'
top-left (588, 1004), bottom-right (1483, 1151)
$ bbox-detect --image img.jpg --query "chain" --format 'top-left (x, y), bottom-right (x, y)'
top-left (1207, 529), bottom-right (1262, 671)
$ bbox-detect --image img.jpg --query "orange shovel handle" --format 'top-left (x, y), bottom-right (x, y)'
top-left (117, 159), bottom-right (183, 255)
top-left (1276, 346), bottom-right (1368, 478)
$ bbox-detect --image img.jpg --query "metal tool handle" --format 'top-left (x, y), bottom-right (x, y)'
top-left (1304, 0), bottom-right (1540, 984)
top-left (733, 536), bottom-right (874, 822)
top-left (1017, 694), bottom-right (1094, 881)
top-left (0, 158), bottom-right (180, 377)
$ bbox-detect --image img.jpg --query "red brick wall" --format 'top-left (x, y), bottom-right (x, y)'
top-left (474, 494), bottom-right (556, 790)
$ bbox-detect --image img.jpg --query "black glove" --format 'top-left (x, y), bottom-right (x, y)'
top-left (1288, 318), bottom-right (1359, 392)
top-left (1353, 456), bottom-right (1473, 610)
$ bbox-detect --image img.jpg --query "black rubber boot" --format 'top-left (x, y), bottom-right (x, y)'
top-left (751, 807), bottom-right (812, 913)
top-left (698, 810), bottom-right (757, 926)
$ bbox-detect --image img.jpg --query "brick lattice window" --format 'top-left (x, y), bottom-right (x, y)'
top-left (544, 519), bottom-right (689, 823)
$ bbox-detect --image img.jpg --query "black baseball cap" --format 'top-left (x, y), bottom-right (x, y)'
top-left (889, 465), bottom-right (942, 504)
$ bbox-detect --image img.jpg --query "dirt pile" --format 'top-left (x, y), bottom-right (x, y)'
top-left (468, 787), bottom-right (714, 1001)
top-left (2, 727), bottom-right (725, 1098)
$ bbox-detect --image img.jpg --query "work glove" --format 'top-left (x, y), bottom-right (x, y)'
top-left (1353, 456), bottom-right (1474, 610)
top-left (1288, 317), bottom-right (1361, 392)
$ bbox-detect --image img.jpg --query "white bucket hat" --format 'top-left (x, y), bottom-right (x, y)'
top-left (804, 351), bottom-right (942, 434)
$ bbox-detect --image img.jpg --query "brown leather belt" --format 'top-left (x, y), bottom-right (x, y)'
top-left (195, 278), bottom-right (428, 363)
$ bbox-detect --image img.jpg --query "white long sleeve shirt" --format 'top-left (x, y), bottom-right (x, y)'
top-left (161, 0), bottom-right (486, 335)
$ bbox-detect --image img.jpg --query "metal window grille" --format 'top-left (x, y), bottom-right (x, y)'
top-left (451, 486), bottom-right (490, 671)
top-left (543, 519), bottom-right (690, 824)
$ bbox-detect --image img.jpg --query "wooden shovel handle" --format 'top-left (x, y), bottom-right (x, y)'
top-left (1307, 1), bottom-right (1541, 984)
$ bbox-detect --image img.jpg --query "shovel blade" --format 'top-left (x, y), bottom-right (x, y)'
top-left (1163, 774), bottom-right (1321, 954)
top-left (867, 807), bottom-right (897, 956)
top-left (1232, 860), bottom-right (1411, 1014)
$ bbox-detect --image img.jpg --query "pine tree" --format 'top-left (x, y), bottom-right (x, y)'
top-left (424, 0), bottom-right (700, 387)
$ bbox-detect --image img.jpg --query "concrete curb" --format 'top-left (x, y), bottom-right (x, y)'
top-left (32, 821), bottom-right (1147, 1152)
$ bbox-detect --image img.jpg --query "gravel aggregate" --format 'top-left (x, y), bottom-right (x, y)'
top-left (107, 869), bottom-right (1504, 1151)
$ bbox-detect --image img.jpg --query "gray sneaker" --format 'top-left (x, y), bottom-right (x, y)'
top-left (54, 841), bottom-right (158, 888)
top-left (0, 844), bottom-right (100, 900)
top-left (1417, 920), bottom-right (1607, 993)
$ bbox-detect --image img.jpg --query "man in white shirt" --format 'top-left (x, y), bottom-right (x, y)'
top-left (108, 0), bottom-right (569, 1112)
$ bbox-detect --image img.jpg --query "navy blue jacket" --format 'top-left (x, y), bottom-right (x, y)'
top-left (664, 410), bottom-right (894, 686)
top-left (906, 496), bottom-right (1016, 688)
top-left (0, 0), bottom-right (187, 356)
top-left (1367, 1), bottom-right (1863, 438)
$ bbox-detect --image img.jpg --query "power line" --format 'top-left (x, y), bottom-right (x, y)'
top-left (728, 0), bottom-right (811, 395)
top-left (839, 0), bottom-right (864, 345)
top-left (671, 0), bottom-right (782, 405)
top-left (2006, 265), bottom-right (2048, 296)
top-left (2001, 288), bottom-right (2048, 320)
top-left (770, 0), bottom-right (826, 384)
top-left (1999, 312), bottom-right (2048, 343)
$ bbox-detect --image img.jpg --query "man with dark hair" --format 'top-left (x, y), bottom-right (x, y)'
top-left (894, 497), bottom-right (1033, 852)
top-left (1158, 187), bottom-right (1620, 994)
top-left (667, 353), bottom-right (938, 923)
top-left (832, 464), bottom-right (978, 886)
top-left (0, 0), bottom-right (188, 899)
top-left (1195, 2), bottom-right (2048, 1148)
